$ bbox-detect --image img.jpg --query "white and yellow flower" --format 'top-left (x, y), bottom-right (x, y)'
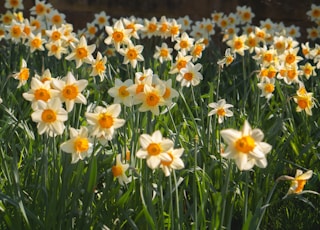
top-left (112, 154), bottom-right (131, 185)
top-left (52, 72), bottom-right (88, 112)
top-left (31, 97), bottom-right (68, 137)
top-left (220, 120), bottom-right (272, 171)
top-left (90, 51), bottom-right (107, 81)
top-left (176, 62), bottom-right (203, 87)
top-left (65, 36), bottom-right (96, 68)
top-left (12, 59), bottom-right (29, 88)
top-left (136, 130), bottom-right (173, 170)
top-left (137, 84), bottom-right (166, 115)
top-left (108, 78), bottom-right (134, 107)
top-left (85, 104), bottom-right (125, 140)
top-left (23, 77), bottom-right (59, 110)
top-left (104, 19), bottom-right (132, 50)
top-left (118, 42), bottom-right (144, 69)
top-left (160, 147), bottom-right (184, 177)
top-left (277, 169), bottom-right (314, 196)
top-left (60, 126), bottom-right (93, 163)
top-left (208, 99), bottom-right (234, 124)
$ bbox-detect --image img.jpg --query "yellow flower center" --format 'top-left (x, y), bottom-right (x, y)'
top-left (170, 26), bottom-right (179, 35)
top-left (35, 3), bottom-right (46, 14)
top-left (98, 17), bottom-right (106, 25)
top-left (147, 143), bottom-right (161, 156)
top-left (220, 20), bottom-right (228, 28)
top-left (217, 108), bottom-right (226, 116)
top-left (256, 31), bottom-right (265, 39)
top-left (260, 69), bottom-right (268, 77)
top-left (180, 40), bottom-right (188, 49)
top-left (74, 137), bottom-right (89, 152)
top-left (267, 68), bottom-right (276, 79)
top-left (264, 83), bottom-right (274, 93)
top-left (312, 9), bottom-right (320, 18)
top-left (163, 87), bottom-right (171, 99)
top-left (160, 48), bottom-right (169, 57)
top-left (19, 68), bottom-right (29, 80)
top-left (112, 165), bottom-right (123, 177)
top-left (62, 85), bottom-right (78, 100)
top-left (285, 53), bottom-right (296, 65)
top-left (275, 41), bottom-right (285, 50)
top-left (310, 30), bottom-right (318, 38)
top-left (263, 53), bottom-right (273, 63)
top-left (234, 39), bottom-right (243, 50)
top-left (247, 37), bottom-right (257, 47)
top-left (226, 56), bottom-right (234, 65)
top-left (192, 45), bottom-right (203, 56)
top-left (76, 47), bottom-right (88, 59)
top-left (126, 49), bottom-right (138, 60)
top-left (206, 24), bottom-right (213, 32)
top-left (34, 88), bottom-right (51, 101)
top-left (112, 31), bottom-right (124, 42)
top-left (11, 25), bottom-right (22, 38)
top-left (287, 69), bottom-right (297, 79)
top-left (23, 26), bottom-right (31, 36)
top-left (31, 20), bottom-right (41, 30)
top-left (297, 98), bottom-right (308, 109)
top-left (41, 109), bottom-right (56, 123)
top-left (136, 84), bottom-right (144, 94)
top-left (242, 12), bottom-right (251, 21)
top-left (159, 23), bottom-right (168, 33)
top-left (88, 26), bottom-right (96, 35)
top-left (279, 69), bottom-right (286, 77)
top-left (183, 72), bottom-right (193, 81)
top-left (235, 136), bottom-right (255, 153)
top-left (177, 60), bottom-right (187, 70)
top-left (10, 0), bottom-right (19, 7)
top-left (294, 180), bottom-right (307, 193)
top-left (51, 44), bottom-right (59, 52)
top-left (303, 66), bottom-right (312, 75)
top-left (31, 38), bottom-right (42, 48)
top-left (98, 113), bottom-right (114, 128)
top-left (146, 92), bottom-right (160, 106)
top-left (51, 31), bottom-right (61, 41)
top-left (126, 23), bottom-right (136, 33)
top-left (118, 85), bottom-right (129, 97)
top-left (148, 23), bottom-right (157, 33)
top-left (52, 15), bottom-right (62, 25)
top-left (161, 152), bottom-right (173, 166)
top-left (95, 61), bottom-right (105, 73)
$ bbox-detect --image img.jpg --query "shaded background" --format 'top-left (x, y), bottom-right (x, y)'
top-left (2, 0), bottom-right (320, 41)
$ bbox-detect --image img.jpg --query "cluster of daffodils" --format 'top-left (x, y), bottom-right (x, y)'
top-left (108, 68), bottom-right (179, 115)
top-left (220, 23), bottom-right (318, 115)
top-left (21, 68), bottom-right (126, 160)
top-left (23, 71), bottom-right (88, 136)
top-left (136, 130), bottom-right (184, 177)
top-left (2, 0), bottom-right (318, 196)
top-left (103, 17), bottom-right (206, 88)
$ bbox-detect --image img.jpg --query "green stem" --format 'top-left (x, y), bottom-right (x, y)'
top-left (220, 160), bottom-right (232, 229)
top-left (169, 174), bottom-right (174, 230)
top-left (173, 171), bottom-right (181, 230)
top-left (193, 136), bottom-right (198, 228)
top-left (191, 86), bottom-right (199, 118)
top-left (256, 181), bottom-right (279, 228)
top-left (244, 171), bottom-right (249, 224)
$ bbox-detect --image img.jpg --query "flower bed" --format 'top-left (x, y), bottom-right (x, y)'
top-left (0, 0), bottom-right (319, 229)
